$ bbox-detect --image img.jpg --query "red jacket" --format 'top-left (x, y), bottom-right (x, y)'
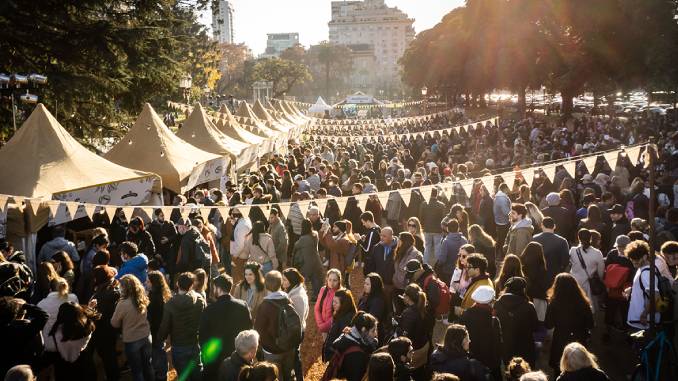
top-left (314, 286), bottom-right (336, 333)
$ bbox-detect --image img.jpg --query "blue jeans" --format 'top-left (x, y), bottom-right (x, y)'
top-left (124, 336), bottom-right (154, 381)
top-left (424, 232), bottom-right (443, 266)
top-left (152, 338), bottom-right (168, 381)
top-left (261, 261), bottom-right (274, 274)
top-left (172, 344), bottom-right (203, 381)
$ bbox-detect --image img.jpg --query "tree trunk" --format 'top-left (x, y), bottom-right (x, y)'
top-left (517, 86), bottom-right (526, 118)
top-left (325, 62), bottom-right (331, 100)
top-left (561, 88), bottom-right (575, 116)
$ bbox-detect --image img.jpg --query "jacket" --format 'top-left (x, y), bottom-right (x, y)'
top-left (419, 199), bottom-right (446, 233)
top-left (230, 217), bottom-right (253, 258)
top-left (0, 303), bottom-right (48, 376)
top-left (200, 294), bottom-right (252, 379)
top-left (437, 232), bottom-right (468, 284)
top-left (493, 191), bottom-right (511, 226)
top-left (127, 229), bottom-right (156, 257)
top-left (429, 349), bottom-right (491, 381)
top-left (269, 219), bottom-right (289, 266)
top-left (397, 305), bottom-right (428, 350)
top-left (569, 245), bottom-right (604, 302)
top-left (117, 253), bottom-right (149, 283)
top-left (148, 219), bottom-right (178, 259)
top-left (254, 291), bottom-right (294, 354)
top-left (532, 232), bottom-right (570, 285)
top-left (240, 233), bottom-right (279, 269)
top-left (157, 290), bottom-right (206, 347)
top-left (91, 282), bottom-right (121, 343)
top-left (322, 231), bottom-right (353, 272)
top-left (556, 367), bottom-right (610, 381)
top-left (293, 233), bottom-right (324, 279)
top-left (504, 218), bottom-right (534, 256)
top-left (314, 286), bottom-right (337, 333)
top-left (461, 275), bottom-right (493, 310)
top-left (366, 238), bottom-right (398, 285)
top-left (38, 292), bottom-right (79, 351)
top-left (323, 311), bottom-right (354, 360)
top-left (38, 237), bottom-right (79, 263)
top-left (287, 284), bottom-right (309, 332)
top-left (231, 283), bottom-right (267, 320)
top-left (111, 297), bottom-right (152, 343)
top-left (218, 351), bottom-right (252, 381)
top-left (545, 300), bottom-right (594, 369)
top-left (393, 246), bottom-right (423, 290)
top-left (542, 205), bottom-right (575, 241)
top-left (494, 293), bottom-right (538, 366)
top-left (329, 329), bottom-right (375, 381)
top-left (147, 290), bottom-right (164, 340)
top-left (177, 226), bottom-right (207, 272)
top-left (459, 305), bottom-right (502, 371)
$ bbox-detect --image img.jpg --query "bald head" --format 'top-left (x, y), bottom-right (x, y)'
top-left (380, 227), bottom-right (394, 244)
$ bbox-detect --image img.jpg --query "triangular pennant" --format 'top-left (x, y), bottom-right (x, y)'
top-left (278, 203), bottom-right (291, 219)
top-left (105, 206), bottom-right (118, 224)
top-left (65, 201), bottom-right (80, 219)
top-left (480, 176), bottom-right (494, 193)
top-left (47, 201), bottom-right (61, 218)
top-left (582, 155), bottom-right (597, 175)
top-left (199, 207), bottom-right (212, 222)
top-left (84, 205), bottom-right (98, 221)
top-left (626, 146), bottom-right (642, 165)
top-left (315, 198), bottom-right (328, 215)
top-left (501, 172), bottom-right (516, 188)
top-left (460, 180), bottom-right (474, 197)
top-left (217, 206), bottom-right (229, 220)
top-left (12, 196), bottom-right (25, 206)
top-left (122, 206), bottom-right (135, 222)
top-left (377, 192), bottom-right (390, 208)
top-left (603, 151), bottom-right (619, 170)
top-left (237, 205), bottom-right (251, 217)
top-left (335, 197), bottom-right (349, 215)
top-left (297, 201), bottom-right (310, 218)
top-left (356, 194), bottom-right (369, 211)
top-left (28, 198), bottom-right (43, 215)
top-left (0, 195), bottom-right (7, 213)
top-left (399, 189), bottom-right (412, 207)
top-left (522, 169), bottom-right (534, 187)
top-left (261, 205), bottom-right (272, 220)
top-left (179, 207), bottom-right (191, 221)
top-left (563, 161), bottom-right (577, 179)
top-left (161, 207), bottom-right (174, 220)
top-left (420, 186), bottom-right (433, 203)
top-left (542, 165), bottom-right (556, 183)
top-left (141, 207), bottom-right (154, 223)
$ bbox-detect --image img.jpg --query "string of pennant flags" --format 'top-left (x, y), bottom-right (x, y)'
top-left (268, 98), bottom-right (428, 110)
top-left (0, 144), bottom-right (646, 227)
top-left (309, 109), bottom-right (462, 127)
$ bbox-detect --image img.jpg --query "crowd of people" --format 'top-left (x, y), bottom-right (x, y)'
top-left (1, 108), bottom-right (678, 381)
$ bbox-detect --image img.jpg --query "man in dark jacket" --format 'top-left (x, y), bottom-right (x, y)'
top-left (532, 217), bottom-right (570, 286)
top-left (218, 329), bottom-right (259, 381)
top-left (541, 192), bottom-right (574, 242)
top-left (365, 227), bottom-right (397, 299)
top-left (127, 217), bottom-right (156, 257)
top-left (148, 209), bottom-right (178, 268)
top-left (608, 204), bottom-right (631, 249)
top-left (200, 274), bottom-right (252, 381)
top-left (436, 219), bottom-right (468, 284)
top-left (0, 297), bottom-right (48, 376)
top-left (418, 188), bottom-right (446, 266)
top-left (358, 211), bottom-right (381, 275)
top-left (158, 272), bottom-right (206, 381)
top-left (176, 219), bottom-right (210, 273)
top-left (459, 285), bottom-right (503, 381)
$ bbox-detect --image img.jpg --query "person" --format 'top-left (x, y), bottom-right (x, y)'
top-left (323, 289), bottom-right (358, 361)
top-left (437, 219), bottom-right (468, 284)
top-left (237, 361), bottom-right (279, 381)
top-left (396, 284), bottom-right (429, 378)
top-left (282, 268), bottom-right (309, 381)
top-left (393, 232), bottom-right (424, 300)
top-left (504, 204), bottom-right (534, 257)
top-left (148, 209), bottom-right (178, 272)
top-left (146, 270), bottom-right (170, 381)
top-left (193, 268), bottom-right (208, 300)
top-left (33, 262), bottom-right (60, 303)
top-left (625, 240), bottom-right (661, 330)
top-left (405, 259), bottom-right (447, 344)
top-left (468, 224), bottom-right (497, 278)
top-left (430, 324), bottom-right (491, 381)
top-left (158, 272), bottom-right (207, 381)
top-left (366, 227), bottom-right (398, 300)
top-left (200, 274), bottom-right (253, 381)
top-left (579, 204), bottom-right (611, 253)
top-left (117, 241), bottom-right (149, 284)
top-left (324, 312), bottom-right (379, 381)
top-left (0, 297), bottom-right (48, 376)
top-left (532, 217), bottom-right (570, 286)
top-left (431, 374), bottom-right (461, 381)
top-left (459, 285), bottom-right (502, 380)
top-left (569, 229), bottom-right (605, 310)
top-left (520, 242), bottom-right (550, 323)
top-left (230, 209), bottom-right (253, 278)
top-left (321, 219), bottom-right (357, 287)
top-left (556, 342), bottom-right (610, 381)
top-left (111, 274), bottom-right (154, 381)
top-left (90, 265), bottom-right (121, 381)
top-left (388, 336), bottom-right (414, 381)
top-left (127, 217), bottom-right (156, 258)
top-left (358, 211), bottom-right (381, 273)
top-left (493, 183), bottom-right (512, 253)
top-left (419, 188), bottom-right (446, 266)
top-left (240, 221), bottom-right (279, 274)
top-left (253, 271), bottom-right (299, 381)
top-left (505, 357), bottom-right (531, 381)
top-left (80, 233), bottom-right (109, 281)
top-left (292, 219), bottom-right (324, 298)
top-left (494, 277), bottom-right (538, 367)
top-left (607, 204), bottom-right (631, 249)
top-left (367, 352), bottom-right (395, 380)
top-left (542, 192), bottom-right (574, 242)
top-left (231, 262), bottom-right (267, 321)
top-left (219, 330), bottom-right (259, 381)
top-left (406, 217), bottom-right (426, 253)
top-left (49, 302), bottom-right (99, 379)
top-left (50, 251), bottom-right (75, 288)
top-left (38, 277), bottom-right (79, 354)
top-left (314, 269), bottom-right (343, 340)
top-left (38, 225), bottom-right (79, 263)
top-left (358, 272), bottom-right (388, 343)
top-left (4, 365), bottom-right (35, 381)
top-left (268, 208), bottom-right (289, 270)
top-left (602, 235), bottom-right (634, 338)
top-left (450, 244), bottom-right (474, 299)
top-left (457, 254), bottom-right (494, 314)
top-left (545, 273), bottom-right (594, 373)
top-left (520, 371), bottom-right (549, 381)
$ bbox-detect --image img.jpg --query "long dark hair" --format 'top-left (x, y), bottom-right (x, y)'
top-left (250, 221), bottom-right (266, 247)
top-left (282, 268), bottom-right (305, 292)
top-left (365, 272), bottom-right (385, 300)
top-left (520, 242), bottom-right (547, 277)
top-left (578, 228), bottom-right (592, 251)
top-left (547, 273), bottom-right (591, 310)
top-left (333, 289), bottom-right (357, 318)
top-left (443, 324), bottom-right (469, 357)
top-left (49, 302), bottom-right (99, 341)
top-left (404, 283), bottom-right (427, 319)
top-left (301, 218), bottom-right (313, 236)
top-left (241, 262), bottom-right (265, 292)
top-left (51, 251), bottom-right (74, 273)
top-left (395, 232), bottom-right (414, 264)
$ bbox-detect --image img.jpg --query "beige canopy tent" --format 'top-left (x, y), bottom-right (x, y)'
top-left (253, 99), bottom-right (291, 133)
top-left (105, 103), bottom-right (226, 194)
top-left (235, 102), bottom-right (279, 138)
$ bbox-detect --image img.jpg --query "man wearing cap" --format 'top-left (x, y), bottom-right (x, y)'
top-left (459, 285), bottom-right (502, 380)
top-left (608, 204), bottom-right (631, 249)
top-left (542, 192), bottom-right (574, 241)
top-left (321, 220), bottom-right (354, 287)
top-left (405, 259), bottom-right (446, 344)
top-left (580, 174), bottom-right (602, 198)
top-left (200, 274), bottom-right (252, 381)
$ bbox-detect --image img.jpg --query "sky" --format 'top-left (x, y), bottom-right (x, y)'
top-left (199, 0), bottom-right (464, 55)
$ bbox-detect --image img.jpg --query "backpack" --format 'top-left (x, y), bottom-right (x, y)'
top-left (321, 345), bottom-right (364, 381)
top-left (423, 274), bottom-right (451, 316)
top-left (343, 242), bottom-right (358, 271)
top-left (639, 267), bottom-right (675, 320)
top-left (604, 264), bottom-right (632, 300)
top-left (273, 300), bottom-right (302, 351)
top-left (181, 231), bottom-right (211, 271)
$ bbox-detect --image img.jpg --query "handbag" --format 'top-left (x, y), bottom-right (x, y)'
top-left (576, 248), bottom-right (606, 296)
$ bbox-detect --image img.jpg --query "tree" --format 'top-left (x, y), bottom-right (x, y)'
top-left (250, 58), bottom-right (312, 98)
top-left (216, 43), bottom-right (251, 97)
top-left (307, 42), bottom-right (353, 99)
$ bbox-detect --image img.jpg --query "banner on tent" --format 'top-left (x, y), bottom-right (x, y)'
top-left (52, 177), bottom-right (157, 206)
top-left (186, 157), bottom-right (229, 192)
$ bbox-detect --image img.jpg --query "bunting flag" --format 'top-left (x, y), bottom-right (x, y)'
top-left (626, 145), bottom-right (642, 165)
top-left (297, 201), bottom-right (310, 217)
top-left (236, 205), bottom-right (251, 217)
top-left (28, 198), bottom-right (42, 215)
top-left (356, 194), bottom-right (370, 211)
top-left (12, 196), bottom-right (25, 206)
top-left (105, 206), bottom-right (118, 224)
top-left (217, 206), bottom-right (229, 220)
top-left (278, 203), bottom-right (291, 219)
top-left (261, 205), bottom-right (272, 220)
top-left (199, 207), bottom-right (211, 222)
top-left (161, 207), bottom-right (174, 220)
top-left (0, 195), bottom-right (7, 213)
top-left (502, 172), bottom-right (516, 188)
top-left (122, 206), bottom-right (135, 222)
top-left (47, 201), bottom-right (60, 218)
top-left (65, 202), bottom-right (80, 219)
top-left (480, 175), bottom-right (495, 193)
top-left (315, 198), bottom-right (328, 215)
top-left (420, 185), bottom-right (434, 203)
top-left (179, 206), bottom-right (191, 221)
top-left (141, 207), bottom-right (154, 223)
top-left (542, 165), bottom-right (556, 183)
top-left (377, 193), bottom-right (390, 209)
top-left (582, 155), bottom-right (597, 175)
top-left (84, 205), bottom-right (98, 221)
top-left (522, 169), bottom-right (535, 187)
top-left (399, 189), bottom-right (412, 207)
top-left (335, 196), bottom-right (349, 215)
top-left (460, 180), bottom-right (474, 197)
top-left (563, 161), bottom-right (577, 179)
top-left (603, 151), bottom-right (619, 170)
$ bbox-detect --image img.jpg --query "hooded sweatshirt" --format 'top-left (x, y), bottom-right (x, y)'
top-left (254, 290), bottom-right (293, 354)
top-left (504, 218), bottom-right (534, 256)
top-left (157, 290), bottom-right (206, 347)
top-left (116, 253), bottom-right (149, 283)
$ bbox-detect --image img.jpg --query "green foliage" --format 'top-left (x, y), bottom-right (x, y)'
top-left (250, 57), bottom-right (312, 98)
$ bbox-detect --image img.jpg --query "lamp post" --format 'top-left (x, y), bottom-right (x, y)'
top-left (421, 86), bottom-right (428, 114)
top-left (179, 74), bottom-right (192, 104)
top-left (1, 73), bottom-right (47, 131)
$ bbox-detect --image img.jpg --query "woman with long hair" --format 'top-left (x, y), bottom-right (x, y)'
top-left (449, 204), bottom-right (470, 238)
top-left (557, 342), bottom-right (610, 381)
top-left (393, 232), bottom-right (424, 297)
top-left (569, 229), bottom-right (604, 311)
top-left (314, 268), bottom-right (343, 340)
top-left (50, 251), bottom-right (75, 288)
top-left (524, 202), bottom-right (544, 235)
top-left (367, 352), bottom-right (395, 380)
top-left (468, 224), bottom-right (497, 278)
top-left (323, 289), bottom-right (357, 361)
top-left (293, 219), bottom-right (324, 298)
top-left (494, 277), bottom-right (539, 367)
top-left (33, 261), bottom-right (60, 303)
top-left (494, 254), bottom-right (525, 293)
top-left (450, 244), bottom-right (474, 297)
top-left (111, 275), bottom-right (154, 381)
top-left (545, 273), bottom-right (594, 373)
top-left (397, 284), bottom-right (429, 377)
top-left (193, 268), bottom-right (208, 300)
top-left (430, 324), bottom-right (491, 380)
top-left (520, 242), bottom-right (550, 323)
top-left (358, 273), bottom-right (388, 343)
top-left (241, 221), bottom-right (278, 274)
top-left (49, 302), bottom-right (100, 379)
top-left (147, 270), bottom-right (171, 381)
top-left (232, 262), bottom-right (267, 320)
top-left (90, 265), bottom-right (121, 381)
top-left (282, 268), bottom-right (309, 381)
top-left (325, 312), bottom-right (379, 381)
top-left (405, 217), bottom-right (425, 253)
top-left (38, 278), bottom-right (79, 357)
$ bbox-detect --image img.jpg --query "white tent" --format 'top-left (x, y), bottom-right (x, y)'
top-left (308, 96), bottom-right (334, 113)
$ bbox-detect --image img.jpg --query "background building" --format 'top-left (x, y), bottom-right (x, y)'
top-left (260, 33), bottom-right (300, 58)
top-left (212, 0), bottom-right (235, 44)
top-left (328, 0), bottom-right (415, 95)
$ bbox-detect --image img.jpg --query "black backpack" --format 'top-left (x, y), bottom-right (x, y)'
top-left (639, 267), bottom-right (675, 321)
top-left (273, 299), bottom-right (302, 351)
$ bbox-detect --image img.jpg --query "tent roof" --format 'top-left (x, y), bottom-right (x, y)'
top-left (176, 103), bottom-right (248, 158)
top-left (253, 99), bottom-right (290, 132)
top-left (0, 103), bottom-right (159, 199)
top-left (105, 103), bottom-right (221, 193)
top-left (308, 96), bottom-right (334, 113)
top-left (214, 108), bottom-right (265, 145)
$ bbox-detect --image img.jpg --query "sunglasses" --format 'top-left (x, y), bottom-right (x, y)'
top-left (407, 224), bottom-right (417, 228)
